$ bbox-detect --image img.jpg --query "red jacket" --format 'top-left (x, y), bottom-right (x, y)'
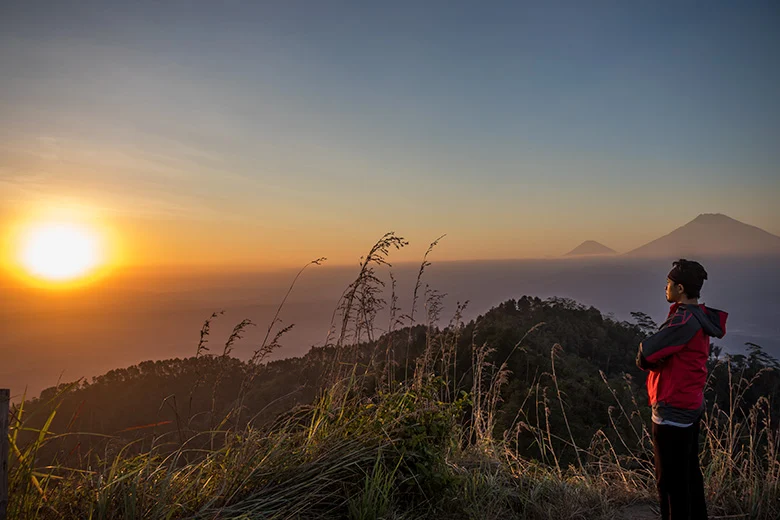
top-left (637, 303), bottom-right (728, 413)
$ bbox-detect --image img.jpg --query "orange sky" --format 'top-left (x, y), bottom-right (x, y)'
top-left (3, 192), bottom-right (771, 280)
top-left (2, 183), bottom-right (779, 277)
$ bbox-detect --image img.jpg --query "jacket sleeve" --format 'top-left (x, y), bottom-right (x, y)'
top-left (635, 310), bottom-right (701, 370)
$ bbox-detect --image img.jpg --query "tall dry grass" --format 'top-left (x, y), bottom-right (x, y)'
top-left (5, 233), bottom-right (779, 519)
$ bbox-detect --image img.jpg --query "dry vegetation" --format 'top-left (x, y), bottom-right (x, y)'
top-left (7, 233), bottom-right (780, 519)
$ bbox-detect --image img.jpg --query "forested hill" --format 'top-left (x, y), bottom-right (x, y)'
top-left (12, 295), bottom-right (780, 519)
top-left (22, 296), bottom-right (779, 464)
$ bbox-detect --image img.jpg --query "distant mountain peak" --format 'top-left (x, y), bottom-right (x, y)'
top-left (565, 240), bottom-right (617, 257)
top-left (625, 213), bottom-right (780, 258)
top-left (691, 213), bottom-right (731, 223)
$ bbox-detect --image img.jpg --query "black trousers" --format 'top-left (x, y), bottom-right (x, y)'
top-left (652, 419), bottom-right (708, 520)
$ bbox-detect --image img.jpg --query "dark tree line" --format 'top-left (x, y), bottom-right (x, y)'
top-left (19, 295), bottom-right (779, 468)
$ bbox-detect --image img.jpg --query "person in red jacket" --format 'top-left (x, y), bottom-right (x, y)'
top-left (636, 259), bottom-right (728, 520)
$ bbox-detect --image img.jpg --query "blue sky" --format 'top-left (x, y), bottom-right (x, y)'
top-left (1, 1), bottom-right (778, 265)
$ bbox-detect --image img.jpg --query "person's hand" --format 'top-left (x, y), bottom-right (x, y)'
top-left (648, 356), bottom-right (670, 371)
top-left (636, 350), bottom-right (671, 372)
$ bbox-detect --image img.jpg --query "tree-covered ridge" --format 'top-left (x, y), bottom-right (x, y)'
top-left (10, 293), bottom-right (780, 518)
top-left (10, 231), bottom-right (780, 518)
top-left (24, 297), bottom-right (637, 429)
top-left (21, 295), bottom-right (779, 469)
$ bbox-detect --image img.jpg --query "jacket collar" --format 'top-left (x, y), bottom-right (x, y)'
top-left (670, 302), bottom-right (706, 313)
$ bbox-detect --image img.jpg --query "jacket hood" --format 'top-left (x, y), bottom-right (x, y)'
top-left (678, 303), bottom-right (728, 339)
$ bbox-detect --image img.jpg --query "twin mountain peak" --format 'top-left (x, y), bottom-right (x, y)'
top-left (565, 213), bottom-right (780, 258)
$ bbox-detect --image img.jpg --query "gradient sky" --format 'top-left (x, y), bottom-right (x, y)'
top-left (1, 1), bottom-right (779, 268)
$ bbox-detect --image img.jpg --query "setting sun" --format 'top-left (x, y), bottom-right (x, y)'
top-left (18, 222), bottom-right (104, 282)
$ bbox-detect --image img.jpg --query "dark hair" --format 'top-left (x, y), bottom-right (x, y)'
top-left (668, 258), bottom-right (708, 299)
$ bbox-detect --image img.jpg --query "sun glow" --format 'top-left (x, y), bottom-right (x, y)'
top-left (16, 222), bottom-right (107, 285)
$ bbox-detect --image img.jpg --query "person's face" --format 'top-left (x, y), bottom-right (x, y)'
top-left (665, 278), bottom-right (684, 303)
